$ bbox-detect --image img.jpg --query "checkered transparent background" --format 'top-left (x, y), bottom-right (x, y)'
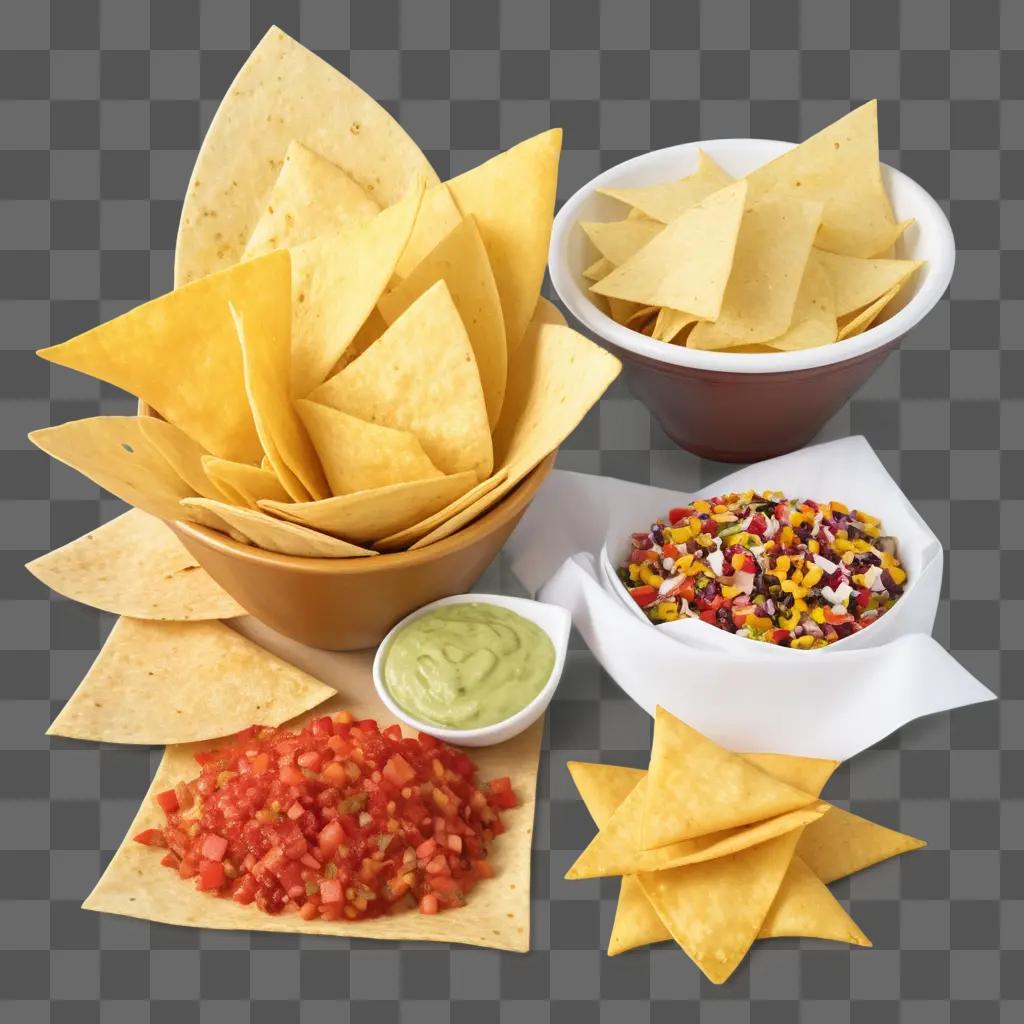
top-left (1, 0), bottom-right (1021, 1019)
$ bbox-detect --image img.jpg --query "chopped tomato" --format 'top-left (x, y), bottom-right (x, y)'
top-left (133, 828), bottom-right (164, 847)
top-left (197, 860), bottom-right (225, 891)
top-left (155, 789), bottom-right (179, 814)
top-left (200, 833), bottom-right (228, 862)
top-left (668, 507), bottom-right (693, 524)
top-left (628, 585), bottom-right (659, 608)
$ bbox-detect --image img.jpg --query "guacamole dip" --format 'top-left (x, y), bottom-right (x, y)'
top-left (383, 603), bottom-right (555, 729)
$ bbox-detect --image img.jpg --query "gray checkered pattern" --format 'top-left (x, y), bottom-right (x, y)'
top-left (1, 0), bottom-right (1019, 1017)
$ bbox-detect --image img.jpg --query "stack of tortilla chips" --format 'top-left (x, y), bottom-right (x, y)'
top-left (581, 101), bottom-right (923, 351)
top-left (567, 707), bottom-right (924, 983)
top-left (29, 28), bottom-right (619, 559)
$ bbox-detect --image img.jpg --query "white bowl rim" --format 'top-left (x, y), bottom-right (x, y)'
top-left (371, 592), bottom-right (570, 745)
top-left (549, 136), bottom-right (956, 376)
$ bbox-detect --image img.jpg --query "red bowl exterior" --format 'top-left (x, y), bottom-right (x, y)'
top-left (608, 338), bottom-right (899, 463)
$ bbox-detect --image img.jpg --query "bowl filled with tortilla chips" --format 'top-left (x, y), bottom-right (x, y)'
top-left (549, 101), bottom-right (955, 462)
top-left (29, 29), bottom-right (620, 650)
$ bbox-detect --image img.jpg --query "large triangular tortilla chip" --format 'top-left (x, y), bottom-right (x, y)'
top-left (243, 139), bottom-right (381, 260)
top-left (642, 707), bottom-right (816, 849)
top-left (837, 284), bottom-right (901, 341)
top-left (83, 657), bottom-right (542, 953)
top-left (814, 249), bottom-right (923, 317)
top-left (136, 418), bottom-right (224, 502)
top-left (175, 27), bottom-right (437, 285)
top-left (446, 129), bottom-right (562, 350)
top-left (597, 149), bottom-right (733, 223)
top-left (38, 253), bottom-right (289, 464)
top-left (309, 280), bottom-right (493, 480)
top-left (651, 308), bottom-right (699, 343)
top-left (531, 297), bottom-right (566, 327)
top-left (378, 215), bottom-right (508, 428)
top-left (566, 762), bottom-right (645, 826)
top-left (289, 179), bottom-right (424, 396)
top-left (182, 498), bottom-right (376, 558)
top-left (47, 618), bottom-right (334, 745)
top-left (296, 400), bottom-right (441, 496)
top-left (25, 510), bottom-right (244, 620)
top-left (259, 472), bottom-right (477, 545)
top-left (763, 249), bottom-right (838, 353)
top-left (745, 100), bottom-right (899, 258)
top-left (591, 181), bottom-right (747, 318)
top-left (395, 182), bottom-right (463, 278)
top-left (580, 218), bottom-right (664, 266)
top-left (201, 457), bottom-right (291, 507)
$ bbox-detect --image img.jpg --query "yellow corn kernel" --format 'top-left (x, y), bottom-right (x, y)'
top-left (790, 635), bottom-right (815, 650)
top-left (808, 538), bottom-right (820, 553)
top-left (888, 565), bottom-right (907, 585)
top-left (713, 504), bottom-right (728, 514)
top-left (628, 564), bottom-right (642, 582)
top-left (791, 569), bottom-right (804, 585)
top-left (779, 611), bottom-right (800, 630)
top-left (793, 598), bottom-right (808, 613)
top-left (852, 573), bottom-right (868, 587)
top-left (741, 489), bottom-right (754, 502)
top-left (857, 510), bottom-right (880, 526)
top-left (852, 539), bottom-right (873, 553)
top-left (810, 606), bottom-right (826, 624)
top-left (841, 551), bottom-right (855, 566)
top-left (721, 585), bottom-right (741, 599)
top-left (833, 538), bottom-right (853, 553)
top-left (675, 553), bottom-right (694, 570)
top-left (775, 555), bottom-right (791, 575)
top-left (697, 533), bottom-right (714, 547)
top-left (693, 500), bottom-right (711, 514)
top-left (658, 604), bottom-right (679, 621)
top-left (748, 615), bottom-right (773, 631)
top-left (781, 578), bottom-right (798, 593)
top-left (780, 527), bottom-right (796, 547)
top-left (790, 510), bottom-right (805, 528)
top-left (801, 565), bottom-right (823, 588)
top-left (730, 553), bottom-right (747, 571)
top-left (830, 500), bottom-right (849, 514)
top-left (711, 512), bottom-right (738, 523)
top-left (685, 562), bottom-right (703, 576)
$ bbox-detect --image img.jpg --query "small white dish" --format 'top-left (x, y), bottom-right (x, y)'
top-left (372, 593), bottom-right (570, 747)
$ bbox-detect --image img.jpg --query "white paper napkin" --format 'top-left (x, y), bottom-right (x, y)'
top-left (507, 437), bottom-right (994, 759)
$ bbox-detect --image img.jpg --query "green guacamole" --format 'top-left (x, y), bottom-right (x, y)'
top-left (383, 603), bottom-right (555, 729)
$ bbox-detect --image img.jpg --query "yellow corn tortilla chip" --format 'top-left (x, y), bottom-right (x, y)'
top-left (201, 456), bottom-right (291, 506)
top-left (763, 251), bottom-right (838, 352)
top-left (651, 308), bottom-right (699, 343)
top-left (378, 215), bottom-right (508, 428)
top-left (289, 179), bottom-right (424, 397)
top-left (48, 617), bottom-right (334, 745)
top-left (745, 100), bottom-right (899, 259)
top-left (310, 280), bottom-right (493, 481)
top-left (642, 707), bottom-right (816, 849)
top-left (597, 150), bottom-right (734, 223)
top-left (602, 295), bottom-right (648, 325)
top-left (624, 305), bottom-right (660, 332)
top-left (260, 472), bottom-right (477, 545)
top-left (408, 323), bottom-right (620, 550)
top-left (296, 400), bottom-right (441, 496)
top-left (583, 256), bottom-right (615, 282)
top-left (591, 180), bottom-right (748, 319)
top-left (837, 283), bottom-right (902, 340)
top-left (38, 253), bottom-right (288, 464)
top-left (175, 27), bottom-right (437, 286)
top-left (25, 509), bottom-right (244, 620)
top-left (242, 139), bottom-right (381, 260)
top-left (609, 876), bottom-right (670, 955)
top-left (395, 182), bottom-right (464, 279)
top-left (447, 128), bottom-right (562, 349)
top-left (136, 417), bottom-right (224, 502)
top-left (567, 762), bottom-right (646, 825)
top-left (797, 805), bottom-right (926, 884)
top-left (84, 670), bottom-right (542, 952)
top-left (531, 297), bottom-right (566, 327)
top-left (231, 295), bottom-right (329, 503)
top-left (814, 249), bottom-right (922, 317)
top-left (580, 218), bottom-right (664, 266)
top-left (182, 497), bottom-right (376, 558)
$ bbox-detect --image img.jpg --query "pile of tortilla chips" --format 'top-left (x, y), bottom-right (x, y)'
top-left (568, 707), bottom-right (925, 983)
top-left (582, 101), bottom-right (924, 352)
top-left (30, 28), bottom-right (619, 559)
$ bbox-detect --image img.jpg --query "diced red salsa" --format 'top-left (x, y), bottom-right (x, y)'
top-left (134, 713), bottom-right (517, 921)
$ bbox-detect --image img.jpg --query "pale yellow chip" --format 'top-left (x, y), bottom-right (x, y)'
top-left (745, 100), bottom-right (899, 258)
top-left (447, 128), bottom-right (562, 349)
top-left (310, 279), bottom-right (493, 481)
top-left (814, 248), bottom-right (922, 317)
top-left (531, 296), bottom-right (567, 327)
top-left (259, 472), bottom-right (477, 545)
top-left (580, 218), bottom-right (664, 266)
top-left (38, 253), bottom-right (290, 464)
top-left (642, 707), bottom-right (816, 849)
top-left (175, 27), bottom-right (437, 285)
top-left (242, 139), bottom-right (381, 260)
top-left (201, 456), bottom-right (291, 506)
top-left (837, 284), bottom-right (901, 340)
top-left (591, 180), bottom-right (748, 319)
top-left (651, 308), bottom-right (699, 343)
top-left (395, 182), bottom-right (464, 279)
top-left (378, 215), bottom-right (508, 428)
top-left (602, 295), bottom-right (647, 325)
top-left (597, 150), bottom-right (734, 223)
top-left (181, 497), bottom-right (377, 558)
top-left (763, 252), bottom-right (838, 352)
top-left (25, 509), bottom-right (245, 620)
top-left (137, 417), bottom-right (224, 502)
top-left (231, 292), bottom-right (329, 502)
top-left (583, 256), bottom-right (615, 281)
top-left (289, 179), bottom-right (424, 396)
top-left (48, 617), bottom-right (334, 745)
top-left (296, 400), bottom-right (441, 496)
top-left (624, 305), bottom-right (660, 331)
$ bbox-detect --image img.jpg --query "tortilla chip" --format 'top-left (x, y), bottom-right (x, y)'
top-left (25, 509), bottom-right (244, 620)
top-left (84, 663), bottom-right (542, 953)
top-left (642, 707), bottom-right (816, 849)
top-left (407, 322), bottom-right (620, 550)
top-left (580, 218), bottom-right (664, 266)
top-left (242, 140), bottom-right (381, 260)
top-left (797, 805), bottom-right (926, 884)
top-left (289, 179), bottom-right (424, 397)
top-left (567, 762), bottom-right (646, 826)
top-left (745, 100), bottom-right (898, 259)
top-left (175, 27), bottom-right (437, 285)
top-left (741, 753), bottom-right (840, 797)
top-left (136, 417), bottom-right (224, 502)
top-left (591, 180), bottom-right (748, 319)
top-left (447, 128), bottom-right (562, 350)
top-left (531, 297), bottom-right (566, 327)
top-left (38, 253), bottom-right (290, 464)
top-left (201, 456), bottom-right (291, 506)
top-left (296, 400), bottom-right (441, 496)
top-left (651, 308), bottom-right (699, 343)
top-left (309, 280), bottom-right (493, 481)
top-left (231, 293), bottom-right (329, 502)
top-left (182, 497), bottom-right (377, 558)
top-left (602, 295), bottom-right (647, 325)
top-left (48, 617), bottom-right (334, 745)
top-left (378, 215), bottom-right (507, 428)
top-left (639, 826), bottom-right (804, 984)
top-left (395, 182), bottom-right (464, 279)
top-left (609, 876), bottom-right (670, 955)
top-left (763, 251), bottom-right (838, 352)
top-left (813, 249), bottom-right (922, 317)
top-left (583, 256), bottom-right (615, 282)
top-left (837, 283), bottom-right (901, 340)
top-left (597, 149), bottom-right (734, 223)
top-left (260, 472), bottom-right (476, 545)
